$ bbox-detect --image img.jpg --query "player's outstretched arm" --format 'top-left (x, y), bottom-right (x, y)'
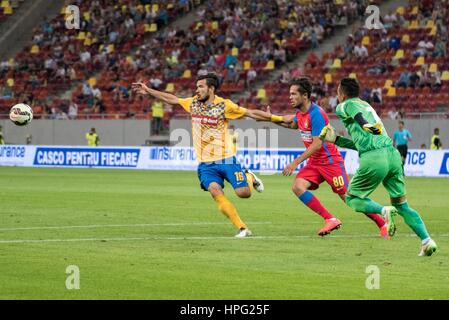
top-left (132, 82), bottom-right (179, 105)
top-left (247, 106), bottom-right (298, 129)
top-left (244, 109), bottom-right (273, 121)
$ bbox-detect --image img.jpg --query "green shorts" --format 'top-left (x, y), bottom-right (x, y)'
top-left (348, 147), bottom-right (406, 199)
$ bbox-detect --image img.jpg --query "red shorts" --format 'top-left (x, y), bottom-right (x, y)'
top-left (296, 161), bottom-right (349, 195)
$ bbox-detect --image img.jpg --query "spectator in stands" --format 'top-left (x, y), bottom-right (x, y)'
top-left (361, 87), bottom-right (371, 102)
top-left (225, 65), bottom-right (239, 83)
top-left (354, 42), bottom-right (368, 60)
top-left (431, 71), bottom-right (442, 91)
top-left (311, 29), bottom-right (318, 49)
top-left (431, 128), bottom-right (442, 150)
top-left (373, 35), bottom-right (389, 56)
top-left (44, 56), bottom-right (57, 77)
top-left (383, 11), bottom-right (397, 29)
top-left (328, 95), bottom-right (338, 112)
top-left (341, 36), bottom-right (354, 59)
top-left (94, 97), bottom-right (106, 114)
top-left (224, 52), bottom-right (238, 69)
top-left (279, 70), bottom-right (291, 84)
top-left (55, 109), bottom-right (69, 120)
top-left (246, 68), bottom-right (257, 89)
top-left (432, 38), bottom-right (447, 58)
top-left (420, 143), bottom-right (427, 149)
top-left (151, 100), bottom-right (164, 135)
top-left (0, 85), bottom-right (13, 100)
top-left (367, 59), bottom-right (387, 75)
top-left (180, 0), bottom-right (191, 14)
top-left (149, 76), bottom-right (163, 90)
top-left (397, 71), bottom-right (411, 88)
top-left (273, 44), bottom-right (286, 67)
top-left (86, 128), bottom-right (99, 147)
top-left (81, 82), bottom-right (92, 100)
top-left (28, 72), bottom-right (41, 89)
top-left (409, 72), bottom-right (420, 87)
top-left (388, 108), bottom-right (399, 120)
top-left (0, 60), bottom-right (9, 73)
top-left (418, 66), bottom-right (431, 87)
top-left (91, 85), bottom-right (102, 101)
top-left (197, 64), bottom-right (208, 77)
top-left (388, 35), bottom-right (401, 51)
top-left (305, 52), bottom-right (319, 68)
top-left (414, 38), bottom-right (434, 57)
top-left (290, 66), bottom-right (302, 79)
top-left (436, 22), bottom-right (448, 42)
top-left (80, 49), bottom-right (92, 64)
top-left (68, 101), bottom-right (78, 120)
top-left (371, 87), bottom-right (382, 104)
top-left (398, 107), bottom-right (405, 119)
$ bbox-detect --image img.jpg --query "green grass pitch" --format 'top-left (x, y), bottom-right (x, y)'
top-left (0, 167), bottom-right (448, 299)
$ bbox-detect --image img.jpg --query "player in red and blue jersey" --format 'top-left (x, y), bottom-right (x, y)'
top-left (267, 77), bottom-right (388, 237)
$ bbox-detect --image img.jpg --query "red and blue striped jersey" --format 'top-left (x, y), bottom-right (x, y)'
top-left (294, 103), bottom-right (344, 165)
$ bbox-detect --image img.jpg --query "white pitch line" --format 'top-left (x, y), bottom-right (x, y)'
top-left (0, 220), bottom-right (381, 232)
top-left (1, 233), bottom-right (449, 244)
top-left (0, 221), bottom-right (272, 232)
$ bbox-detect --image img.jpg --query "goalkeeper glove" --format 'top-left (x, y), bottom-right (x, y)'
top-left (319, 124), bottom-right (338, 143)
top-left (363, 123), bottom-right (383, 135)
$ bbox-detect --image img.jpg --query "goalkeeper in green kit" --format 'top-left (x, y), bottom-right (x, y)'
top-left (320, 78), bottom-right (437, 256)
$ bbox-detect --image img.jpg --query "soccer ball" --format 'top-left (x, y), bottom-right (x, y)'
top-left (9, 103), bottom-right (33, 126)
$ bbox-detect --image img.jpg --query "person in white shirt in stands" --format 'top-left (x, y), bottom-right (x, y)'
top-left (328, 95), bottom-right (338, 111)
top-left (354, 42), bottom-right (368, 60)
top-left (68, 101), bottom-right (78, 120)
top-left (91, 86), bottom-right (102, 101)
top-left (383, 11), bottom-right (397, 29)
top-left (388, 108), bottom-right (399, 120)
top-left (414, 38), bottom-right (434, 57)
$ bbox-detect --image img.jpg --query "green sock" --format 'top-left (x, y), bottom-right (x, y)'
top-left (346, 195), bottom-right (383, 214)
top-left (393, 202), bottom-right (430, 240)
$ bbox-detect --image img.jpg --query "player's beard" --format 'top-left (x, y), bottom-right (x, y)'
top-left (198, 94), bottom-right (210, 103)
top-left (294, 101), bottom-right (303, 109)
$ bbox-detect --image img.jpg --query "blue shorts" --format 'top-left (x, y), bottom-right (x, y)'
top-left (197, 157), bottom-right (249, 191)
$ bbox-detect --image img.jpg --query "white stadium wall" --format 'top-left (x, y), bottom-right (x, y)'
top-left (0, 119), bottom-right (447, 148)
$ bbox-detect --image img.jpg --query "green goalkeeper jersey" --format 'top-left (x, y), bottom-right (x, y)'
top-left (336, 98), bottom-right (393, 155)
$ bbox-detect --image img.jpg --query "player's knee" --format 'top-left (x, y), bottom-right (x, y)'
top-left (292, 184), bottom-right (307, 196)
top-left (235, 187), bottom-right (251, 198)
top-left (208, 183), bottom-right (223, 197)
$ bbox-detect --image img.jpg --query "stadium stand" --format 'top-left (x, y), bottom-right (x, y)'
top-left (244, 0), bottom-right (449, 117)
top-left (68, 0), bottom-right (367, 120)
top-left (0, 0), bottom-right (367, 120)
top-left (0, 0), bottom-right (205, 118)
top-left (1, 0), bottom-right (447, 121)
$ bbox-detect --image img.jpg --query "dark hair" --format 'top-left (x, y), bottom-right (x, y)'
top-left (434, 128), bottom-right (439, 133)
top-left (340, 77), bottom-right (360, 98)
top-left (399, 121), bottom-right (405, 126)
top-left (290, 77), bottom-right (312, 99)
top-left (197, 73), bottom-right (220, 92)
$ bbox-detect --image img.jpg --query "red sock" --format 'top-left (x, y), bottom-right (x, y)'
top-left (299, 191), bottom-right (334, 220)
top-left (366, 213), bottom-right (385, 228)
